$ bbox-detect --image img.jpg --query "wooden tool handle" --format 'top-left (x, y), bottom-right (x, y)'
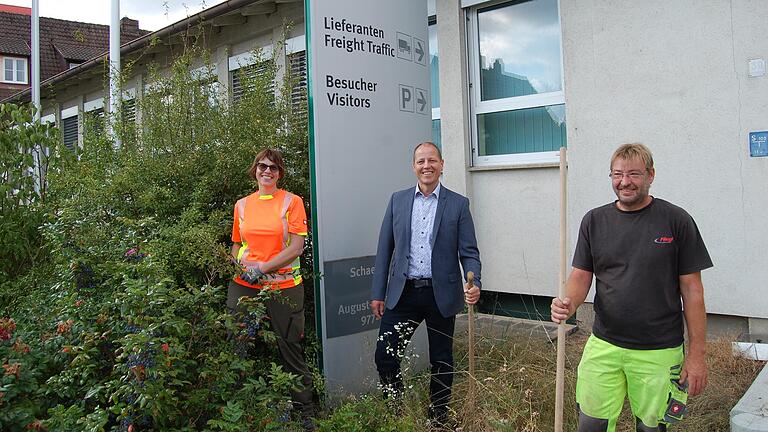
top-left (466, 270), bottom-right (476, 409)
top-left (554, 146), bottom-right (567, 432)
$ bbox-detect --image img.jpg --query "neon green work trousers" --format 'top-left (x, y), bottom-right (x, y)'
top-left (576, 335), bottom-right (688, 432)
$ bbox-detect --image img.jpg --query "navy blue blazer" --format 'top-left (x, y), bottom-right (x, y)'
top-left (371, 185), bottom-right (482, 318)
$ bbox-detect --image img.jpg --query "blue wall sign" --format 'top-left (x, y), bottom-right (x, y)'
top-left (749, 131), bottom-right (768, 157)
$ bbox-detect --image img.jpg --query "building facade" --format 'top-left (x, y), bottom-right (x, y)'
top-left (0, 5), bottom-right (147, 100)
top-left (4, 0), bottom-right (767, 332)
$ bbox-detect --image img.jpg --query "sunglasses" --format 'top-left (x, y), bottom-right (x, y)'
top-left (257, 163), bottom-right (280, 172)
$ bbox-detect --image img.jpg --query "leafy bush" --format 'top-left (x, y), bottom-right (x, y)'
top-left (0, 39), bottom-right (313, 431)
top-left (316, 395), bottom-right (418, 432)
top-left (0, 103), bottom-right (68, 313)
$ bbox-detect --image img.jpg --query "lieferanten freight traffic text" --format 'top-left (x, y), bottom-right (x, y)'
top-left (323, 16), bottom-right (394, 57)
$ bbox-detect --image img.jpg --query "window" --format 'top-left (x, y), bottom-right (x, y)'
top-left (231, 61), bottom-right (275, 105)
top-left (229, 46), bottom-right (275, 105)
top-left (84, 99), bottom-right (105, 137)
top-left (189, 65), bottom-right (221, 107)
top-left (122, 98), bottom-right (136, 123)
top-left (288, 49), bottom-right (307, 120)
top-left (87, 108), bottom-right (105, 135)
top-left (468, 0), bottom-right (566, 165)
top-left (61, 115), bottom-right (78, 151)
top-left (2, 56), bottom-right (28, 84)
top-left (428, 18), bottom-right (441, 148)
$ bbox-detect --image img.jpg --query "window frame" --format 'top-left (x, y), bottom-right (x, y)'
top-left (228, 43), bottom-right (275, 104)
top-left (466, 0), bottom-right (566, 166)
top-left (2, 56), bottom-right (28, 84)
top-left (428, 17), bottom-right (440, 123)
top-left (428, 16), bottom-right (441, 148)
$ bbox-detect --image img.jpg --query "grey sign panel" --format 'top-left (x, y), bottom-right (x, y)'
top-left (308, 0), bottom-right (431, 398)
top-left (323, 256), bottom-right (378, 338)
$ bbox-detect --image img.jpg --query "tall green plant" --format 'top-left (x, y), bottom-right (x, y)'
top-left (1, 39), bottom-right (313, 431)
top-left (0, 103), bottom-right (68, 311)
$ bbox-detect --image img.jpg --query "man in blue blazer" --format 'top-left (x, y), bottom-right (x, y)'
top-left (371, 141), bottom-right (481, 426)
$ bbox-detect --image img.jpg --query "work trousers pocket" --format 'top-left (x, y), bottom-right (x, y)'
top-left (267, 284), bottom-right (305, 343)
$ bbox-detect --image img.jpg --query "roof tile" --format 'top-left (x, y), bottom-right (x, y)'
top-left (0, 11), bottom-right (149, 81)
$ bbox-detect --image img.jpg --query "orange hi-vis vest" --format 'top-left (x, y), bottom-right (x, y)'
top-left (232, 189), bottom-right (308, 289)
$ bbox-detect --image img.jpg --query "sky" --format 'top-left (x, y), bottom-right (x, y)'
top-left (2, 0), bottom-right (228, 31)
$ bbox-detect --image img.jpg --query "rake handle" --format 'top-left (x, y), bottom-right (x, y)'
top-left (555, 147), bottom-right (567, 432)
top-left (467, 271), bottom-right (476, 407)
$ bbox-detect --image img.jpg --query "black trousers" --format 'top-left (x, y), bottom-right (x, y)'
top-left (227, 281), bottom-right (314, 412)
top-left (374, 281), bottom-right (455, 416)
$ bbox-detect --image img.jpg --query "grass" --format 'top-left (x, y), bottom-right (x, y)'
top-left (319, 321), bottom-right (765, 432)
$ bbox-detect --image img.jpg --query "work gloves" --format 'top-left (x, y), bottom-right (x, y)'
top-left (241, 267), bottom-right (266, 284)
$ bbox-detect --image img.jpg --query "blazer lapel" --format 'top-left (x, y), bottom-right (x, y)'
top-left (404, 188), bottom-right (416, 246)
top-left (430, 189), bottom-right (447, 248)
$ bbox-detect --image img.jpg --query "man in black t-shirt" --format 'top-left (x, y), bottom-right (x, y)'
top-left (551, 143), bottom-right (712, 432)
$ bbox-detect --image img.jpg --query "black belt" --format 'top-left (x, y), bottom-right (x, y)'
top-left (405, 278), bottom-right (432, 289)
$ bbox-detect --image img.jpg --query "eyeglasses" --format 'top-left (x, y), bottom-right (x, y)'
top-left (609, 170), bottom-right (645, 180)
top-left (257, 163), bottom-right (279, 172)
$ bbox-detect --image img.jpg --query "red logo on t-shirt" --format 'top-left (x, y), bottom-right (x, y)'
top-left (654, 236), bottom-right (674, 244)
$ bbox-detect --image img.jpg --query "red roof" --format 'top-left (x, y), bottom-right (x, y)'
top-left (0, 4), bottom-right (30, 15)
top-left (0, 11), bottom-right (149, 99)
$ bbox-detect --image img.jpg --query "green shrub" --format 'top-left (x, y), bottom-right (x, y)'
top-left (316, 395), bottom-right (419, 432)
top-left (0, 103), bottom-right (68, 312)
top-left (0, 38), bottom-right (313, 431)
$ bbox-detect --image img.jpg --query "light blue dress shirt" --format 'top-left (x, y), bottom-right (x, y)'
top-left (407, 183), bottom-right (440, 279)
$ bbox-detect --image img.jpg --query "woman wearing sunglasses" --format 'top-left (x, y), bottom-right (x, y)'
top-left (228, 148), bottom-right (316, 429)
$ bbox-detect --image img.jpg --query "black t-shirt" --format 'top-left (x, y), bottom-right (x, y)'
top-left (572, 198), bottom-right (713, 349)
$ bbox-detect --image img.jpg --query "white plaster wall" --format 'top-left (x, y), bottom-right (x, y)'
top-left (470, 168), bottom-right (562, 295)
top-left (561, 0), bottom-right (768, 318)
top-left (436, 0), bottom-right (471, 196)
top-left (230, 33), bottom-right (274, 59)
top-left (436, 0), bottom-right (563, 297)
top-left (84, 89), bottom-right (105, 106)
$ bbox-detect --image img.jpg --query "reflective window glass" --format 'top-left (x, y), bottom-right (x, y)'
top-left (16, 59), bottom-right (26, 82)
top-left (477, 104), bottom-right (565, 156)
top-left (478, 0), bottom-right (562, 101)
top-left (431, 119), bottom-right (441, 149)
top-left (429, 22), bottom-right (439, 108)
top-left (3, 58), bottom-right (12, 81)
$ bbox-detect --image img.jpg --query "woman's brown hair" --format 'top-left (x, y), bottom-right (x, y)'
top-left (247, 148), bottom-right (286, 181)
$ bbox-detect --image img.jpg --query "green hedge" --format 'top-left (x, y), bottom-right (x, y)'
top-left (0, 43), bottom-right (313, 431)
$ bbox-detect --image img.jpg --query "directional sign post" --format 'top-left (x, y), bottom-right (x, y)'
top-left (306, 0), bottom-right (431, 397)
